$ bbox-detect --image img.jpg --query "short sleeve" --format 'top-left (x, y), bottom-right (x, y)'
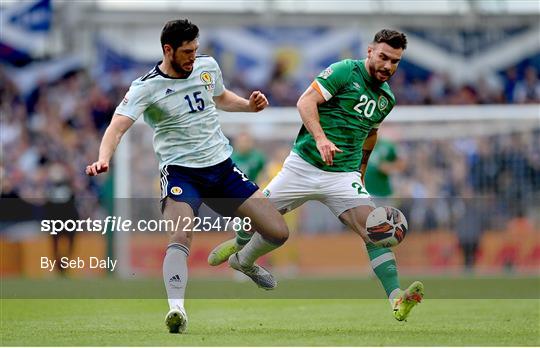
top-left (313, 60), bottom-right (352, 101)
top-left (212, 60), bottom-right (225, 97)
top-left (114, 80), bottom-right (150, 121)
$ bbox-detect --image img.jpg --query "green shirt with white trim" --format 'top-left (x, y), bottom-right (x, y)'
top-left (292, 59), bottom-right (396, 172)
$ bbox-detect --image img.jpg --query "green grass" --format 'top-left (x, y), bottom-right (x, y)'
top-left (1, 299), bottom-right (539, 346)
top-left (2, 275), bottom-right (539, 299)
top-left (1, 277), bottom-right (539, 346)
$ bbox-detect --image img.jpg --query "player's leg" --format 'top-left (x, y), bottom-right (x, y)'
top-left (201, 159), bottom-right (288, 289)
top-left (161, 197), bottom-right (195, 333)
top-left (227, 189), bottom-right (289, 289)
top-left (339, 205), bottom-right (402, 300)
top-left (206, 190), bottom-right (303, 266)
top-left (159, 166), bottom-right (204, 334)
top-left (338, 205), bottom-right (423, 321)
top-left (208, 152), bottom-right (310, 266)
top-left (323, 172), bottom-right (423, 321)
top-left (207, 193), bottom-right (278, 267)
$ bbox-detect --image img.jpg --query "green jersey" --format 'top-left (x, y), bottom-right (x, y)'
top-left (231, 149), bottom-right (266, 182)
top-left (292, 59), bottom-right (396, 172)
top-left (365, 138), bottom-right (398, 197)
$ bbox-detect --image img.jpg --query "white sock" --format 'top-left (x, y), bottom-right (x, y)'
top-left (389, 288), bottom-right (402, 306)
top-left (236, 232), bottom-right (280, 267)
top-left (163, 243), bottom-right (189, 310)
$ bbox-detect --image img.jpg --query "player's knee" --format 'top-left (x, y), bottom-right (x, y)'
top-left (359, 229), bottom-right (371, 243)
top-left (359, 233), bottom-right (371, 245)
top-left (351, 224), bottom-right (370, 244)
top-left (168, 229), bottom-right (193, 248)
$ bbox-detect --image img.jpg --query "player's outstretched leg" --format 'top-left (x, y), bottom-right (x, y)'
top-left (227, 190), bottom-right (288, 289)
top-left (364, 242), bottom-right (402, 301)
top-left (364, 238), bottom-right (425, 321)
top-left (228, 233), bottom-right (277, 290)
top-left (207, 230), bottom-right (252, 266)
top-left (393, 280), bottom-right (424, 321)
top-left (340, 205), bottom-right (424, 320)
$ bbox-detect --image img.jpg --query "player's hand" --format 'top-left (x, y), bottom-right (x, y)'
top-left (86, 160), bottom-right (109, 176)
top-left (316, 138), bottom-right (343, 166)
top-left (248, 91), bottom-right (269, 112)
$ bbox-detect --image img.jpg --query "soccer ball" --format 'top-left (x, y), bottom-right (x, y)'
top-left (366, 206), bottom-right (408, 247)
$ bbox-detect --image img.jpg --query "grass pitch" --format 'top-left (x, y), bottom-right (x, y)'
top-left (1, 277), bottom-right (539, 346)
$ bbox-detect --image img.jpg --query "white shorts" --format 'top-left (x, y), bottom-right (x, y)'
top-left (263, 152), bottom-right (375, 217)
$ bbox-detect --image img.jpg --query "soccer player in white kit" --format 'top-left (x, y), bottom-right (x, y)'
top-left (86, 19), bottom-right (289, 334)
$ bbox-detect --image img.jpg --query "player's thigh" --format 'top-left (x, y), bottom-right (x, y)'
top-left (235, 190), bottom-right (289, 244)
top-left (263, 165), bottom-right (312, 214)
top-left (206, 159), bottom-right (259, 217)
top-left (318, 171), bottom-right (375, 241)
top-left (263, 151), bottom-right (326, 213)
top-left (338, 205), bottom-right (375, 243)
top-left (319, 171), bottom-right (374, 216)
top-left (162, 197), bottom-right (196, 247)
top-left (160, 165), bottom-right (204, 215)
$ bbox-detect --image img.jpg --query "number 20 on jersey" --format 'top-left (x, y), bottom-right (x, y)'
top-left (353, 94), bottom-right (376, 118)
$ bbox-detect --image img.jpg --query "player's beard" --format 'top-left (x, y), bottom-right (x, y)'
top-left (169, 55), bottom-right (193, 77)
top-left (170, 60), bottom-right (190, 77)
top-left (368, 60), bottom-right (392, 83)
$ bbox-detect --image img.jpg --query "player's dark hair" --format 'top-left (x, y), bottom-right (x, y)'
top-left (160, 19), bottom-right (199, 52)
top-left (372, 29), bottom-right (407, 50)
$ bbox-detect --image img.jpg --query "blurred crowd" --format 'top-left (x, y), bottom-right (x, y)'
top-left (0, 70), bottom-right (120, 223)
top-left (390, 66), bottom-right (540, 106)
top-left (1, 61), bottom-right (539, 234)
top-left (394, 131), bottom-right (540, 231)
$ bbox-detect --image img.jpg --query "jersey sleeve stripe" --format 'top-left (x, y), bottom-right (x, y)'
top-left (312, 81), bottom-right (332, 101)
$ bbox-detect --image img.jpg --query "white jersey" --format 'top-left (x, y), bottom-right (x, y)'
top-left (115, 55), bottom-right (232, 169)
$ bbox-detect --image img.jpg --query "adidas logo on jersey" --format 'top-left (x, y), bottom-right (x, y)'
top-left (165, 88), bottom-right (175, 95)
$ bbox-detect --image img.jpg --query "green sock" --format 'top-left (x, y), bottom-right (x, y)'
top-left (365, 242), bottom-right (400, 299)
top-left (235, 229), bottom-right (253, 247)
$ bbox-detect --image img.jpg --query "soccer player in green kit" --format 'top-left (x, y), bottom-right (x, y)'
top-left (210, 29), bottom-right (424, 321)
top-left (231, 131), bottom-right (266, 183)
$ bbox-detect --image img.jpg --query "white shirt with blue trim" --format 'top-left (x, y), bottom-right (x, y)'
top-left (115, 55), bottom-right (232, 169)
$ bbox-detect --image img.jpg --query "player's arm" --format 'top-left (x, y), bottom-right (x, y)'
top-left (297, 84), bottom-right (342, 165)
top-left (359, 128), bottom-right (378, 184)
top-left (213, 89), bottom-right (268, 113)
top-left (86, 114), bottom-right (134, 176)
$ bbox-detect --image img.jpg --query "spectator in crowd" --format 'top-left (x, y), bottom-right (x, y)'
top-left (503, 67), bottom-right (519, 103)
top-left (364, 132), bottom-right (406, 206)
top-left (514, 67), bottom-right (540, 103)
top-left (266, 56), bottom-right (299, 106)
top-left (454, 187), bottom-right (489, 272)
